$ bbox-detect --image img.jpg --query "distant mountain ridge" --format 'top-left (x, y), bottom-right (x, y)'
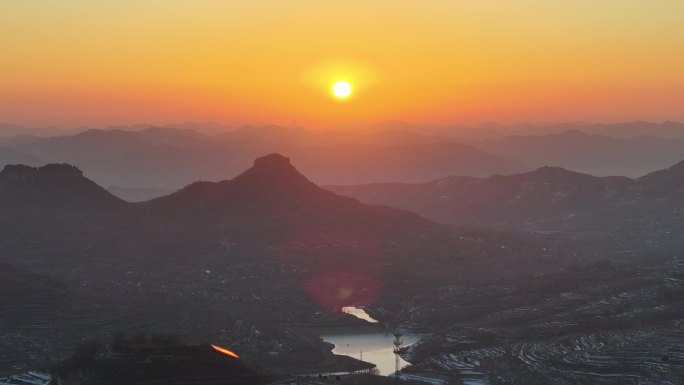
top-left (2, 125), bottom-right (526, 189)
top-left (327, 159), bottom-right (684, 242)
top-left (474, 129), bottom-right (684, 177)
top-left (4, 122), bottom-right (684, 194)
top-left (328, 166), bottom-right (632, 227)
top-left (0, 146), bottom-right (42, 167)
top-left (424, 120), bottom-right (684, 140)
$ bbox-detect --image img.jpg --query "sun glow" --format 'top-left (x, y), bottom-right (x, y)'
top-left (332, 80), bottom-right (352, 99)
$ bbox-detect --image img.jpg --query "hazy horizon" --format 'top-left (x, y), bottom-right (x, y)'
top-left (3, 119), bottom-right (684, 136)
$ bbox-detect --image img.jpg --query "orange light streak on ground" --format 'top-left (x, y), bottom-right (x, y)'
top-left (211, 344), bottom-right (240, 359)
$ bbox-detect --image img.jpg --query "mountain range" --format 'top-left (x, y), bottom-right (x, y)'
top-left (428, 120), bottom-right (684, 140)
top-left (0, 154), bottom-right (537, 376)
top-left (2, 122), bottom-right (684, 197)
top-left (1, 126), bottom-right (524, 191)
top-left (473, 129), bottom-right (684, 177)
top-left (328, 159), bottom-right (684, 257)
top-left (3, 152), bottom-right (684, 383)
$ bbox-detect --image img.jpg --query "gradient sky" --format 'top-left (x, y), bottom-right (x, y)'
top-left (2, 1), bottom-right (683, 127)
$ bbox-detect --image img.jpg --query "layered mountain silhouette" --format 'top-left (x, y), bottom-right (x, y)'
top-left (3, 123), bottom-right (684, 383)
top-left (0, 153), bottom-right (444, 247)
top-left (328, 160), bottom-right (684, 240)
top-left (2, 126), bottom-right (526, 190)
top-left (4, 122), bottom-right (684, 192)
top-left (3, 150), bottom-right (684, 380)
top-left (474, 130), bottom-right (684, 177)
top-left (0, 146), bottom-right (42, 168)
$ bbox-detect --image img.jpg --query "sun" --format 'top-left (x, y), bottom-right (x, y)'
top-left (332, 80), bottom-right (352, 99)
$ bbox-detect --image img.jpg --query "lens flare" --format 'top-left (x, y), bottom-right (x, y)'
top-left (306, 269), bottom-right (382, 311)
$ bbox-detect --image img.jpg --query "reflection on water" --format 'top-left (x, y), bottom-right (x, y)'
top-left (321, 332), bottom-right (420, 376)
top-left (342, 306), bottom-right (379, 323)
top-left (323, 307), bottom-right (418, 376)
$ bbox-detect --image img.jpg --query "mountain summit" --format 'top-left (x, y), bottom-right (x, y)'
top-left (146, 153), bottom-right (435, 233)
top-left (253, 153), bottom-right (292, 169)
top-left (1, 163), bottom-right (83, 180)
top-left (231, 153), bottom-right (314, 190)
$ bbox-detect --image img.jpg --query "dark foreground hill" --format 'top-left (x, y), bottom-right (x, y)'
top-left (54, 343), bottom-right (272, 385)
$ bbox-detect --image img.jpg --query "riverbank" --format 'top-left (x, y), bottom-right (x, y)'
top-left (260, 309), bottom-right (381, 376)
top-left (310, 307), bottom-right (421, 376)
top-left (265, 307), bottom-right (418, 377)
top-left (258, 340), bottom-right (376, 376)
top-left (321, 332), bottom-right (421, 376)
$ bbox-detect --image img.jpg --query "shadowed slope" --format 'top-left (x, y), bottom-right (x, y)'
top-left (328, 166), bottom-right (636, 227)
top-left (0, 163), bottom-right (125, 209)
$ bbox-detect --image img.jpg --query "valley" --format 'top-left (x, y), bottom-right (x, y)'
top-left (1, 153), bottom-right (684, 384)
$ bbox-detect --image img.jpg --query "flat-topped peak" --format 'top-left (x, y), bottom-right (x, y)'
top-left (231, 153), bottom-right (310, 188)
top-left (530, 165), bottom-right (580, 177)
top-left (252, 153), bottom-right (292, 169)
top-left (0, 163), bottom-right (123, 208)
top-left (1, 163), bottom-right (83, 180)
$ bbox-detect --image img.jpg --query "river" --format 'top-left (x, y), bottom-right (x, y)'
top-left (320, 307), bottom-right (420, 376)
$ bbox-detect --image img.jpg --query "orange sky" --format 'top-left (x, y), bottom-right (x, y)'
top-left (1, 1), bottom-right (683, 128)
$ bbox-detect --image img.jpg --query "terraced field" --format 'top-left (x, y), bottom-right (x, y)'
top-left (0, 371), bottom-right (51, 385)
top-left (391, 257), bottom-right (684, 384)
top-left (513, 327), bottom-right (684, 383)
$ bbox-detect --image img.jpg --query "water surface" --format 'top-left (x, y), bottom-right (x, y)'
top-left (322, 307), bottom-right (419, 376)
top-left (322, 332), bottom-right (420, 375)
